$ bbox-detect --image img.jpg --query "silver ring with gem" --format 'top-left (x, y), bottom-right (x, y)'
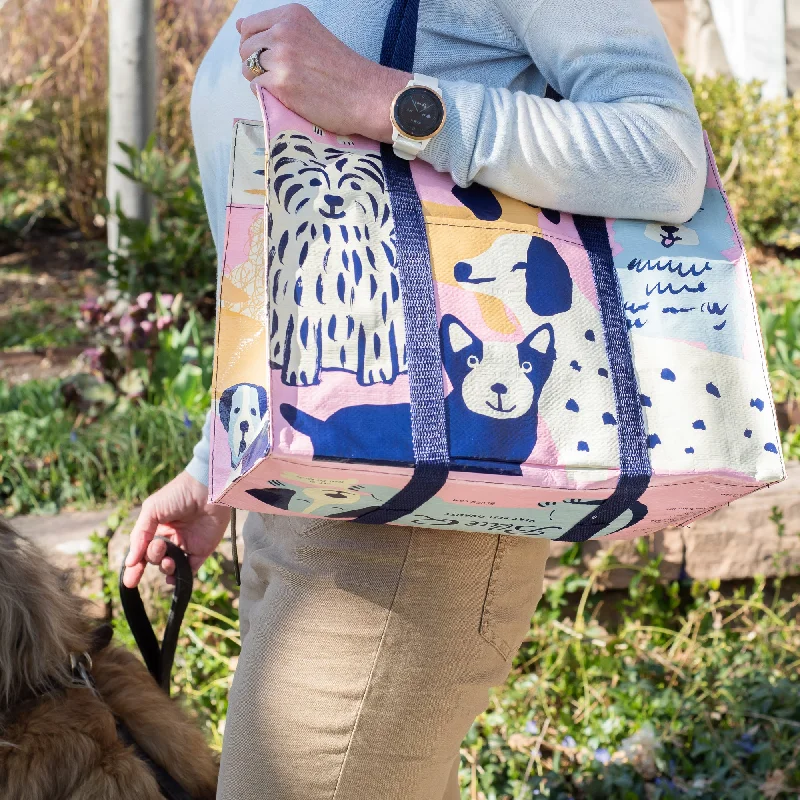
top-left (246, 47), bottom-right (268, 77)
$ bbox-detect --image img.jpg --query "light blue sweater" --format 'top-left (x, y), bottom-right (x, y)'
top-left (186, 0), bottom-right (706, 486)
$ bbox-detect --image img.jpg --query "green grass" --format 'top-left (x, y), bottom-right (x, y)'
top-left (754, 260), bottom-right (800, 404)
top-left (81, 525), bottom-right (799, 799)
top-left (0, 378), bottom-right (206, 514)
top-left (0, 299), bottom-right (84, 349)
top-left (461, 548), bottom-right (800, 799)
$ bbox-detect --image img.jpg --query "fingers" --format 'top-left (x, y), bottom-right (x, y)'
top-left (237, 4), bottom-right (308, 40)
top-left (146, 536), bottom-right (168, 565)
top-left (122, 561), bottom-right (146, 590)
top-left (237, 9), bottom-right (279, 39)
top-left (123, 500), bottom-right (160, 588)
top-left (239, 29), bottom-right (272, 64)
top-left (158, 557), bottom-right (176, 576)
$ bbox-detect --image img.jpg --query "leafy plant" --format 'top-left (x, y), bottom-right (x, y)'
top-left (75, 289), bottom-right (213, 411)
top-left (460, 544), bottom-right (800, 799)
top-left (0, 378), bottom-right (205, 514)
top-left (100, 139), bottom-right (217, 300)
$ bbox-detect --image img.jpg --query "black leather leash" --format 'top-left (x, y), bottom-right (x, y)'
top-left (117, 537), bottom-right (197, 799)
top-left (118, 536), bottom-right (193, 695)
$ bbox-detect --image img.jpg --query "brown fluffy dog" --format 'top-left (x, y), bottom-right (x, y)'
top-left (0, 517), bottom-right (218, 800)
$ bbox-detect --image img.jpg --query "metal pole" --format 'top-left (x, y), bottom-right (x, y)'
top-left (106, 0), bottom-right (156, 255)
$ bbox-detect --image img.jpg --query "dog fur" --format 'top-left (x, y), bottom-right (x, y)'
top-left (0, 518), bottom-right (218, 800)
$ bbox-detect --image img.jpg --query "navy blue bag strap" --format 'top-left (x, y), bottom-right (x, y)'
top-left (357, 0), bottom-right (450, 525)
top-left (359, 39), bottom-right (651, 535)
top-left (541, 87), bottom-right (651, 540)
top-left (560, 216), bottom-right (651, 540)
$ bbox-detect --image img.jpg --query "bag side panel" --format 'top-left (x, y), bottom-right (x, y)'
top-left (209, 119), bottom-right (271, 502)
top-left (610, 136), bottom-right (784, 485)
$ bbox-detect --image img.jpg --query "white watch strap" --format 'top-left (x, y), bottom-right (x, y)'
top-left (391, 131), bottom-right (429, 160)
top-left (392, 74), bottom-right (442, 161)
top-left (412, 73), bottom-right (439, 91)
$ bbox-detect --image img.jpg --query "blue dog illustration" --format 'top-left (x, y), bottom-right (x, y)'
top-left (280, 314), bottom-right (556, 475)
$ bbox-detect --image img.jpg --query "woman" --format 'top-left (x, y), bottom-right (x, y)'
top-left (124, 2), bottom-right (705, 797)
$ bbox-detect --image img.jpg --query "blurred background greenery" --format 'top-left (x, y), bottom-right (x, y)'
top-left (1, 1), bottom-right (799, 798)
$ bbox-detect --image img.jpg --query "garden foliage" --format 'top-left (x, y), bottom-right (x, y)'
top-left (0, 0), bottom-right (233, 235)
top-left (0, 378), bottom-right (206, 515)
top-left (85, 524), bottom-right (800, 800)
top-left (690, 73), bottom-right (800, 248)
top-left (2, 7), bottom-right (800, 797)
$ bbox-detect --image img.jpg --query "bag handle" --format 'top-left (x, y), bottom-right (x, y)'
top-left (541, 88), bottom-right (652, 540)
top-left (357, 0), bottom-right (452, 524)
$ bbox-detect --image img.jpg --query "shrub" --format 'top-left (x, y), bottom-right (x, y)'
top-left (0, 376), bottom-right (208, 514)
top-left (689, 72), bottom-right (800, 247)
top-left (76, 288), bottom-right (214, 409)
top-left (0, 0), bottom-right (234, 235)
top-left (102, 139), bottom-right (217, 300)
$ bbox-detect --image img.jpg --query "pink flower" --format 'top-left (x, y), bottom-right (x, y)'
top-left (119, 315), bottom-right (135, 340)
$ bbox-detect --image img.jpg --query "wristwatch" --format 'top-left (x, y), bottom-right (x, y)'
top-left (390, 74), bottom-right (446, 161)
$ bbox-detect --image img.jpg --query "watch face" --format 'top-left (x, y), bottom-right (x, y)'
top-left (393, 87), bottom-right (445, 138)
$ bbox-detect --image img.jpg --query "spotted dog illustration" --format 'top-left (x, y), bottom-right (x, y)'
top-left (267, 131), bottom-right (405, 387)
top-left (280, 314), bottom-right (556, 474)
top-left (218, 383), bottom-right (268, 468)
top-left (453, 233), bottom-right (573, 328)
top-left (612, 188), bottom-right (741, 355)
top-left (452, 231), bottom-right (621, 463)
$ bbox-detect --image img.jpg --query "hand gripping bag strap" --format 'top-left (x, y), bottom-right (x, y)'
top-left (357, 0), bottom-right (450, 525)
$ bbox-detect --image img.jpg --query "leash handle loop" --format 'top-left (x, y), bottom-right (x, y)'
top-left (119, 536), bottom-right (193, 695)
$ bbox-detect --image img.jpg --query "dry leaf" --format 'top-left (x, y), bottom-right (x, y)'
top-left (760, 769), bottom-right (787, 799)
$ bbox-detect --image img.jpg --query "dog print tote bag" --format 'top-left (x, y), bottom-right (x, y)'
top-left (207, 1), bottom-right (784, 542)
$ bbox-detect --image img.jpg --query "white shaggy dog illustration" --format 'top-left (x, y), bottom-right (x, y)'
top-left (218, 383), bottom-right (268, 468)
top-left (267, 131), bottom-right (405, 387)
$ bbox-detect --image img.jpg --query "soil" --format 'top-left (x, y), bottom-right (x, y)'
top-left (0, 225), bottom-right (98, 383)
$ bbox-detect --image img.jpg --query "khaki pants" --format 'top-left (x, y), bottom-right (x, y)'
top-left (218, 513), bottom-right (550, 800)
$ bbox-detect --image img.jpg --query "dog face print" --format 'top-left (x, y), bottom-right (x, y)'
top-left (643, 221), bottom-right (700, 249)
top-left (218, 383), bottom-right (268, 468)
top-left (613, 188), bottom-right (743, 356)
top-left (453, 233), bottom-right (573, 328)
top-left (441, 316), bottom-right (555, 420)
top-left (247, 479), bottom-right (388, 518)
top-left (267, 131), bottom-right (405, 388)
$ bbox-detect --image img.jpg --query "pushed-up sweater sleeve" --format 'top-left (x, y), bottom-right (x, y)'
top-left (421, 0), bottom-right (706, 224)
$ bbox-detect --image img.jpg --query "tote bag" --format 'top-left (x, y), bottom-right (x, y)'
top-left (207, 0), bottom-right (784, 542)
